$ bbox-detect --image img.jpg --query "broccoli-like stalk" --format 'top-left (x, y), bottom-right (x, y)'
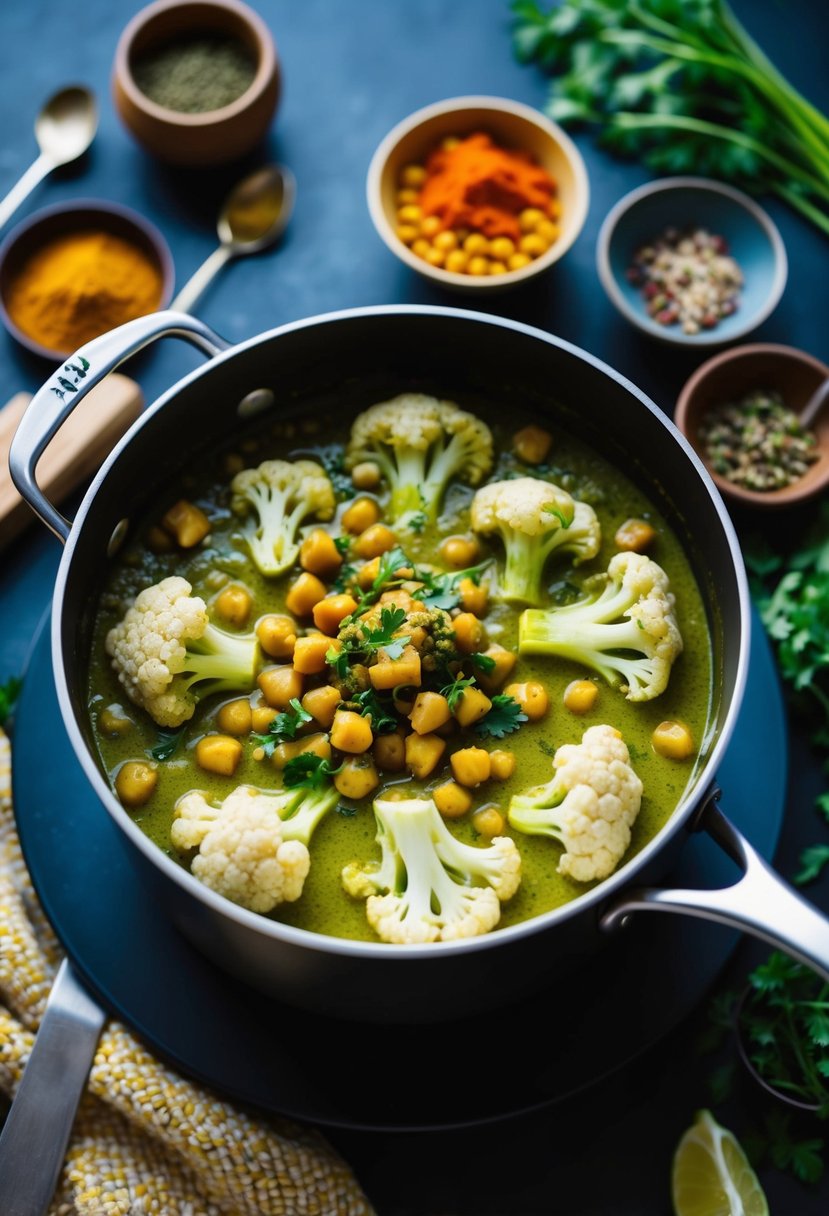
top-left (231, 459), bottom-right (335, 577)
top-left (470, 477), bottom-right (601, 606)
top-left (171, 783), bottom-right (338, 913)
top-left (342, 795), bottom-right (521, 943)
top-left (508, 724), bottom-right (643, 882)
top-left (519, 552), bottom-right (683, 701)
top-left (344, 394), bottom-right (493, 523)
top-left (106, 576), bottom-right (259, 728)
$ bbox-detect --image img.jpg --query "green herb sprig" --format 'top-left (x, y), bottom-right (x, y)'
top-left (252, 697), bottom-right (313, 758)
top-left (474, 694), bottom-right (528, 739)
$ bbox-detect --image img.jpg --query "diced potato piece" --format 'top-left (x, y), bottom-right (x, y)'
top-left (115, 760), bottom-right (157, 808)
top-left (99, 704), bottom-right (133, 736)
top-left (505, 680), bottom-right (548, 721)
top-left (285, 573), bottom-right (327, 617)
top-left (652, 720), bottom-right (694, 760)
top-left (477, 644), bottom-right (517, 693)
top-left (615, 518), bottom-right (656, 553)
top-left (216, 698), bottom-right (252, 736)
top-left (301, 685), bottom-right (342, 729)
top-left (330, 709), bottom-right (373, 754)
top-left (196, 735), bottom-right (243, 777)
top-left (355, 524), bottom-right (397, 559)
top-left (405, 732), bottom-right (446, 780)
top-left (513, 424), bottom-right (552, 465)
top-left (373, 729), bottom-right (407, 772)
top-left (251, 703), bottom-right (278, 732)
top-left (358, 557), bottom-right (382, 590)
top-left (257, 614), bottom-right (298, 661)
top-left (450, 747), bottom-right (491, 787)
top-left (161, 499), bottom-right (210, 548)
top-left (458, 577), bottom-right (488, 616)
top-left (334, 756), bottom-right (380, 800)
top-left (409, 691), bottom-right (451, 735)
top-left (293, 634), bottom-right (335, 675)
top-left (215, 584), bottom-right (252, 628)
top-left (563, 679), bottom-right (598, 714)
top-left (300, 528), bottom-right (343, 577)
top-left (440, 536), bottom-right (480, 569)
top-left (452, 686), bottom-right (492, 728)
top-left (473, 806), bottom-right (506, 837)
top-left (433, 781), bottom-right (472, 819)
top-left (312, 594), bottom-right (357, 635)
top-left (342, 497), bottom-right (381, 535)
top-left (489, 749), bottom-right (516, 781)
top-left (258, 665), bottom-right (304, 709)
top-left (453, 612), bottom-right (487, 655)
top-left (272, 732), bottom-right (332, 769)
top-left (369, 645), bottom-right (422, 690)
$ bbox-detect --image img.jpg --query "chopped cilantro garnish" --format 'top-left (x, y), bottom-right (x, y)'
top-left (474, 694), bottom-right (527, 739)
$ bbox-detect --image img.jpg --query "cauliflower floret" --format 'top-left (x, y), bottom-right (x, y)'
top-left (172, 783), bottom-right (338, 913)
top-left (471, 477), bottom-right (601, 606)
top-left (344, 394), bottom-right (493, 523)
top-left (342, 795), bottom-right (521, 944)
top-left (519, 551), bottom-right (683, 701)
top-left (508, 724), bottom-right (643, 882)
top-left (106, 576), bottom-right (259, 727)
top-left (231, 459), bottom-right (335, 577)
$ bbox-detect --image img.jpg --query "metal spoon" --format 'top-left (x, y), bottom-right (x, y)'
top-left (170, 165), bottom-right (296, 314)
top-left (0, 86), bottom-right (98, 231)
top-left (799, 378), bottom-right (829, 430)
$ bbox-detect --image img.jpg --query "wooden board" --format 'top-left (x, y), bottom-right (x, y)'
top-left (0, 374), bottom-right (144, 549)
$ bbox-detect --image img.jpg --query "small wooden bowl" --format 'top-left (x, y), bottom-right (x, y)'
top-left (112, 0), bottom-right (280, 167)
top-left (675, 344), bottom-right (829, 508)
top-left (366, 95), bottom-right (589, 293)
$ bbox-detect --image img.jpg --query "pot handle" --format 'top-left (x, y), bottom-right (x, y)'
top-left (9, 310), bottom-right (230, 544)
top-left (601, 799), bottom-right (829, 984)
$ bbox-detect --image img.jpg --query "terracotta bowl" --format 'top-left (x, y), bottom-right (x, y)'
top-left (112, 0), bottom-right (280, 167)
top-left (366, 95), bottom-right (589, 293)
top-left (675, 343), bottom-right (829, 508)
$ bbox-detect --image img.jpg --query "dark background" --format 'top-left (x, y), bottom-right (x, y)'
top-left (0, 0), bottom-right (827, 1212)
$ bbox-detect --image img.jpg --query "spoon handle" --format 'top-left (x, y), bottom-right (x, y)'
top-left (0, 154), bottom-right (52, 232)
top-left (800, 378), bottom-right (829, 430)
top-left (170, 244), bottom-right (234, 314)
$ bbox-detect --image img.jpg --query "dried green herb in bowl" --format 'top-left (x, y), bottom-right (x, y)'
top-left (699, 389), bottom-right (819, 492)
top-left (132, 33), bottom-right (256, 113)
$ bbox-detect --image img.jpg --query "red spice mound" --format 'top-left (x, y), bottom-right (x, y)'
top-left (419, 132), bottom-right (556, 241)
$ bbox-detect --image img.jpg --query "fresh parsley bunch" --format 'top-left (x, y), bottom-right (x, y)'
top-left (512, 0), bottom-right (829, 236)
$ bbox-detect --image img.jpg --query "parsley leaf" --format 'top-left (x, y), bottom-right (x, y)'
top-left (795, 844), bottom-right (829, 887)
top-left (440, 675), bottom-right (476, 713)
top-left (362, 605), bottom-right (407, 659)
top-left (150, 726), bottom-right (185, 762)
top-left (354, 688), bottom-right (398, 734)
top-left (0, 675), bottom-right (22, 726)
top-left (474, 694), bottom-right (528, 739)
top-left (469, 652), bottom-right (496, 675)
top-left (252, 697), bottom-right (313, 757)
top-left (333, 536), bottom-right (351, 556)
top-left (325, 646), bottom-right (350, 680)
top-left (282, 754), bottom-right (341, 789)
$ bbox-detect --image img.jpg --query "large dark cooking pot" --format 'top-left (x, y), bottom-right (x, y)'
top-left (11, 304), bottom-right (829, 1024)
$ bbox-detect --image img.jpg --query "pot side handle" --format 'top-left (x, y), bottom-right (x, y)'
top-left (9, 311), bottom-right (230, 544)
top-left (601, 800), bottom-right (829, 984)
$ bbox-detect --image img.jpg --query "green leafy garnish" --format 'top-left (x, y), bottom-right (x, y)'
top-left (150, 726), bottom-right (185, 762)
top-left (333, 535), bottom-right (351, 556)
top-left (0, 675), bottom-right (22, 727)
top-left (407, 511), bottom-right (427, 534)
top-left (419, 562), bottom-right (489, 611)
top-left (440, 675), bottom-right (476, 713)
top-left (336, 803), bottom-right (358, 818)
top-left (354, 688), bottom-right (398, 734)
top-left (331, 563), bottom-right (358, 594)
top-left (252, 697), bottom-right (313, 757)
top-left (469, 652), bottom-right (496, 675)
top-left (474, 694), bottom-right (528, 739)
top-left (795, 844), bottom-right (829, 887)
top-left (511, 0), bottom-right (829, 238)
top-left (282, 753), bottom-right (341, 789)
top-left (361, 605), bottom-right (408, 660)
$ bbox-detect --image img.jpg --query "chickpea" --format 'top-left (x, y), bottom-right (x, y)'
top-left (285, 573), bottom-right (327, 617)
top-left (463, 233), bottom-right (489, 255)
top-left (441, 136), bottom-right (461, 151)
top-left (421, 215), bottom-right (441, 238)
top-left (467, 256), bottom-right (490, 276)
top-left (508, 252), bottom-right (532, 272)
top-left (458, 576), bottom-right (488, 616)
top-left (536, 219), bottom-right (559, 244)
top-left (519, 233), bottom-right (548, 258)
top-left (397, 187), bottom-right (420, 205)
top-left (652, 721), bottom-right (694, 761)
top-left (424, 248), bottom-right (445, 268)
top-left (440, 535), bottom-right (480, 569)
top-left (450, 747), bottom-right (491, 788)
top-left (351, 461), bottom-right (382, 491)
top-left (513, 424), bottom-right (553, 466)
top-left (489, 237), bottom-right (516, 261)
top-left (215, 584), bottom-right (252, 627)
top-left (216, 698), bottom-right (253, 736)
top-left (615, 518), bottom-right (657, 553)
top-left (257, 614), bottom-right (297, 660)
top-left (115, 761), bottom-right (157, 808)
top-left (396, 225), bottom-right (419, 245)
top-left (433, 230), bottom-right (458, 252)
top-left (519, 208), bottom-right (546, 231)
top-left (505, 680), bottom-right (549, 721)
top-left (412, 238), bottom-right (432, 258)
top-left (489, 749), bottom-right (516, 781)
top-left (342, 497), bottom-right (381, 535)
top-left (401, 164), bottom-right (427, 188)
top-left (355, 524), bottom-right (398, 559)
top-left (489, 260), bottom-right (508, 275)
top-left (98, 704), bottom-right (133, 736)
top-left (398, 204), bottom-right (422, 225)
top-left (433, 781), bottom-right (473, 819)
top-left (445, 249), bottom-right (468, 274)
top-left (473, 806), bottom-right (506, 837)
top-left (453, 612), bottom-right (487, 655)
top-left (563, 680), bottom-right (599, 715)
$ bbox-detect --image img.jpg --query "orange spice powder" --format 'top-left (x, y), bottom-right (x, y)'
top-left (418, 133), bottom-right (556, 242)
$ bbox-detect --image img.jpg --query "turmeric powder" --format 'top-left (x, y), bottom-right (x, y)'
top-left (419, 133), bottom-right (556, 242)
top-left (5, 229), bottom-right (164, 354)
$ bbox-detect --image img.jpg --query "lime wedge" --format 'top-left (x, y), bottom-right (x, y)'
top-left (672, 1110), bottom-right (769, 1216)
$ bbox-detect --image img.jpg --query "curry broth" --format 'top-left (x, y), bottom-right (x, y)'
top-left (88, 404), bottom-right (713, 941)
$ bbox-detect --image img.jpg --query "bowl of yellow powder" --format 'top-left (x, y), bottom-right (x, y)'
top-left (0, 200), bottom-right (174, 360)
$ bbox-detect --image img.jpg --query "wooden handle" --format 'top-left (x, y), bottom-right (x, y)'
top-left (0, 373), bottom-right (143, 549)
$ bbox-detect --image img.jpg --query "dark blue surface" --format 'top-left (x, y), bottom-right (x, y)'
top-left (12, 608), bottom-right (786, 1132)
top-left (0, 0), bottom-right (827, 1211)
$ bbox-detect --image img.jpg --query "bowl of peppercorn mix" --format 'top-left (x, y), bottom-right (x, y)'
top-left (596, 177), bottom-right (787, 347)
top-left (675, 343), bottom-right (829, 508)
top-left (366, 95), bottom-right (589, 291)
top-left (112, 0), bottom-right (280, 166)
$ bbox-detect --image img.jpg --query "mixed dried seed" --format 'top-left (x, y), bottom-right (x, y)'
top-left (626, 226), bottom-right (742, 335)
top-left (700, 389), bottom-right (819, 491)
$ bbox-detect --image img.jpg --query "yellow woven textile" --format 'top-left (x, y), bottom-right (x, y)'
top-left (0, 731), bottom-right (373, 1215)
